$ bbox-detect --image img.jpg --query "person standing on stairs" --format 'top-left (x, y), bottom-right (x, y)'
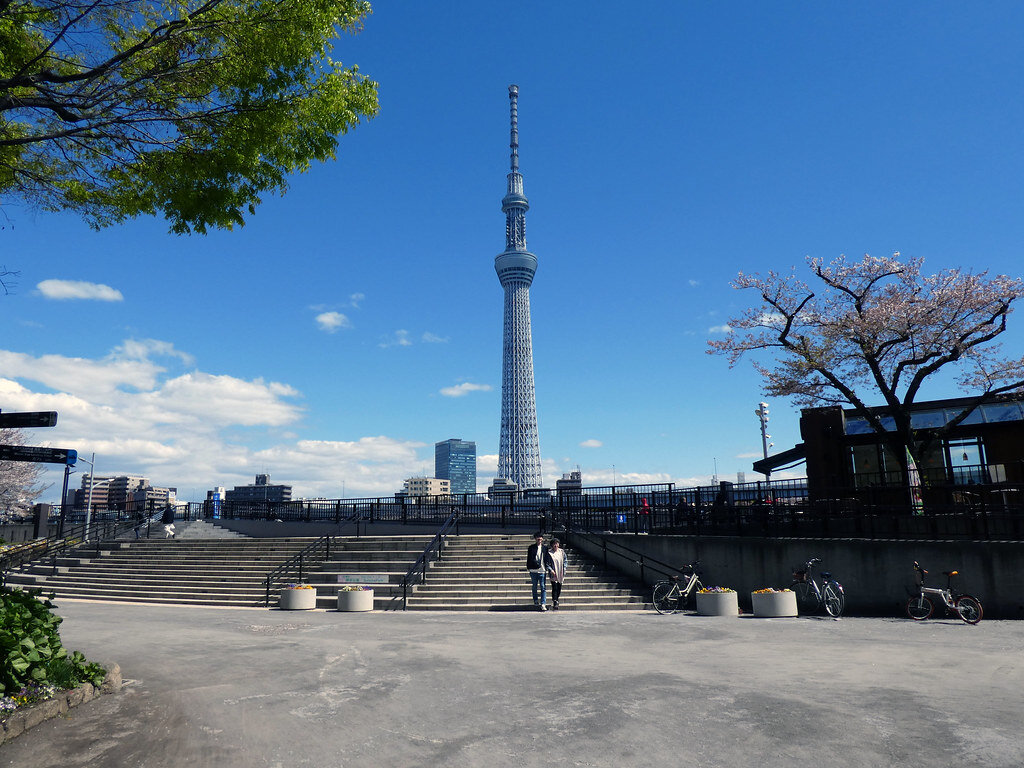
top-left (526, 533), bottom-right (548, 611)
top-left (161, 503), bottom-right (177, 539)
top-left (545, 538), bottom-right (566, 610)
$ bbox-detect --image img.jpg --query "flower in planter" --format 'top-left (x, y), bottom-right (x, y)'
top-left (698, 587), bottom-right (735, 594)
top-left (340, 585), bottom-right (369, 592)
top-left (283, 584), bottom-right (314, 590)
top-left (752, 588), bottom-right (793, 594)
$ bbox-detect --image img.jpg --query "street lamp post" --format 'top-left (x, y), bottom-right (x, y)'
top-left (77, 452), bottom-right (98, 538)
top-left (755, 402), bottom-right (774, 479)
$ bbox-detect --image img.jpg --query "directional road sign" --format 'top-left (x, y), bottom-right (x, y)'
top-left (0, 411), bottom-right (58, 428)
top-left (0, 445), bottom-right (77, 465)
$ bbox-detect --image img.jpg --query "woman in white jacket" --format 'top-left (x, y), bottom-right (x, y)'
top-left (544, 539), bottom-right (566, 610)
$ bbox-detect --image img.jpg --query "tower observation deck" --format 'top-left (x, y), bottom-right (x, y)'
top-left (495, 84), bottom-right (542, 489)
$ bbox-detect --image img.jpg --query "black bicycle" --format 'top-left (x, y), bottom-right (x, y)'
top-left (790, 558), bottom-right (845, 617)
top-left (652, 562), bottom-right (703, 614)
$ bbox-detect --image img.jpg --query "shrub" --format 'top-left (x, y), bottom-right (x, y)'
top-left (0, 589), bottom-right (105, 696)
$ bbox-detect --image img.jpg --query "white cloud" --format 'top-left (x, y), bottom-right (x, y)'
top-left (37, 279), bottom-right (123, 301)
top-left (379, 330), bottom-right (412, 348)
top-left (422, 332), bottom-right (449, 343)
top-left (315, 311), bottom-right (351, 333)
top-left (476, 453), bottom-right (499, 477)
top-left (736, 451), bottom-right (763, 459)
top-left (0, 341), bottom-right (388, 499)
top-left (349, 293), bottom-right (365, 308)
top-left (688, 279), bottom-right (700, 287)
top-left (579, 439), bottom-right (603, 448)
top-left (757, 312), bottom-right (787, 328)
top-left (440, 382), bottom-right (492, 398)
top-left (112, 338), bottom-right (194, 366)
top-left (708, 324), bottom-right (733, 334)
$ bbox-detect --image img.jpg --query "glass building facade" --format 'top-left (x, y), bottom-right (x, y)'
top-left (435, 439), bottom-right (477, 495)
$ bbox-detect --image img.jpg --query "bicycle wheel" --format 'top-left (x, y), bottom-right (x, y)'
top-left (790, 581), bottom-right (821, 613)
top-left (652, 582), bottom-right (680, 614)
top-left (823, 581), bottom-right (845, 618)
top-left (906, 594), bottom-right (933, 620)
top-left (955, 595), bottom-right (983, 625)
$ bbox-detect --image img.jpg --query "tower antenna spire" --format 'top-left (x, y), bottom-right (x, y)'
top-left (495, 84), bottom-right (542, 490)
top-left (509, 84), bottom-right (519, 173)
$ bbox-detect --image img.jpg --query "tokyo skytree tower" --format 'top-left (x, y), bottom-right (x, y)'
top-left (495, 84), bottom-right (542, 489)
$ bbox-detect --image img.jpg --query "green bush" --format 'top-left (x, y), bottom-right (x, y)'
top-left (0, 589), bottom-right (105, 695)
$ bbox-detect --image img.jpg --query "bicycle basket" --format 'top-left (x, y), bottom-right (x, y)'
top-left (913, 567), bottom-right (926, 586)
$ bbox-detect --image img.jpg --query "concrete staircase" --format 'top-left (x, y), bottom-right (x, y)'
top-left (404, 534), bottom-right (650, 611)
top-left (5, 538), bottom-right (324, 606)
top-left (173, 520), bottom-right (249, 540)
top-left (3, 533), bottom-right (650, 611)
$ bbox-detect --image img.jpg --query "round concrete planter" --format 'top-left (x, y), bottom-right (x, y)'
top-left (696, 591), bottom-right (739, 617)
top-left (279, 587), bottom-right (317, 610)
top-left (337, 589), bottom-right (374, 612)
top-left (751, 591), bottom-right (798, 617)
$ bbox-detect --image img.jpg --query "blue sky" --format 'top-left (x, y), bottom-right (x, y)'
top-left (3, 2), bottom-right (1024, 502)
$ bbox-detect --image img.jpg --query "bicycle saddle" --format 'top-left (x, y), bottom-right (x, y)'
top-left (943, 570), bottom-right (958, 577)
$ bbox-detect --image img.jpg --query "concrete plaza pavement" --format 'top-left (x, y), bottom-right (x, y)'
top-left (1, 601), bottom-right (1022, 768)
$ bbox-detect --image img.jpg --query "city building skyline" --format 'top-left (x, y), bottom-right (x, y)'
top-left (223, 474), bottom-right (292, 504)
top-left (401, 476), bottom-right (451, 497)
top-left (435, 438), bottom-right (477, 495)
top-left (495, 85), bottom-right (543, 490)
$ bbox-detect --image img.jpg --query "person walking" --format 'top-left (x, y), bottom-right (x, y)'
top-left (132, 509), bottom-right (146, 540)
top-left (161, 503), bottom-right (176, 539)
top-left (545, 538), bottom-right (566, 610)
top-left (638, 497), bottom-right (651, 534)
top-left (526, 533), bottom-right (547, 611)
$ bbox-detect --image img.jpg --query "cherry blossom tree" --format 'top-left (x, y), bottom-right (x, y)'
top-left (0, 428), bottom-right (49, 517)
top-left (708, 252), bottom-right (1024, 473)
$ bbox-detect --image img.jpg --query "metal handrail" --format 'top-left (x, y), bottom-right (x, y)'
top-left (388, 509), bottom-right (461, 611)
top-left (262, 512), bottom-right (363, 606)
top-left (0, 514), bottom-right (156, 587)
top-left (557, 521), bottom-right (682, 585)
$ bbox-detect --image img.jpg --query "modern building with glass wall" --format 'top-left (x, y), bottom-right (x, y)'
top-left (755, 394), bottom-right (1024, 495)
top-left (435, 439), bottom-right (477, 495)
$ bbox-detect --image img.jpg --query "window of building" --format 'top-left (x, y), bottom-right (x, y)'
top-left (944, 438), bottom-right (987, 485)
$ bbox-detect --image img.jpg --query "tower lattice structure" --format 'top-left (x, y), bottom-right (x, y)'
top-left (495, 84), bottom-right (542, 489)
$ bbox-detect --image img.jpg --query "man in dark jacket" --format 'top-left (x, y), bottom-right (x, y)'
top-left (526, 533), bottom-right (547, 611)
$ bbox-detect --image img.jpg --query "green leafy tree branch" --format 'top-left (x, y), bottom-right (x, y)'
top-left (0, 0), bottom-right (379, 233)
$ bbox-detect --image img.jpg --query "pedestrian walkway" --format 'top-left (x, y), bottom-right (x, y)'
top-left (2, 603), bottom-right (1021, 767)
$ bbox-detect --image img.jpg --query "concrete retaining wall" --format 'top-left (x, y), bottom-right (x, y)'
top-left (569, 534), bottom-right (1024, 619)
top-left (0, 524), bottom-right (59, 543)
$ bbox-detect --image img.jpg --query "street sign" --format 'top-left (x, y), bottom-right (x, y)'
top-left (0, 445), bottom-right (77, 465)
top-left (0, 411), bottom-right (58, 428)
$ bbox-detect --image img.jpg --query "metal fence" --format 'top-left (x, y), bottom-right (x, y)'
top-left (41, 474), bottom-right (1024, 542)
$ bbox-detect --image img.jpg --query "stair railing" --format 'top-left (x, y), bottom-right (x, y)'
top-left (0, 514), bottom-right (153, 588)
top-left (262, 511), bottom-right (364, 606)
top-left (558, 527), bottom-right (680, 586)
top-left (388, 509), bottom-right (461, 611)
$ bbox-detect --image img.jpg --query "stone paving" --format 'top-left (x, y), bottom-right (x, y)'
top-left (1, 601), bottom-right (1022, 767)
